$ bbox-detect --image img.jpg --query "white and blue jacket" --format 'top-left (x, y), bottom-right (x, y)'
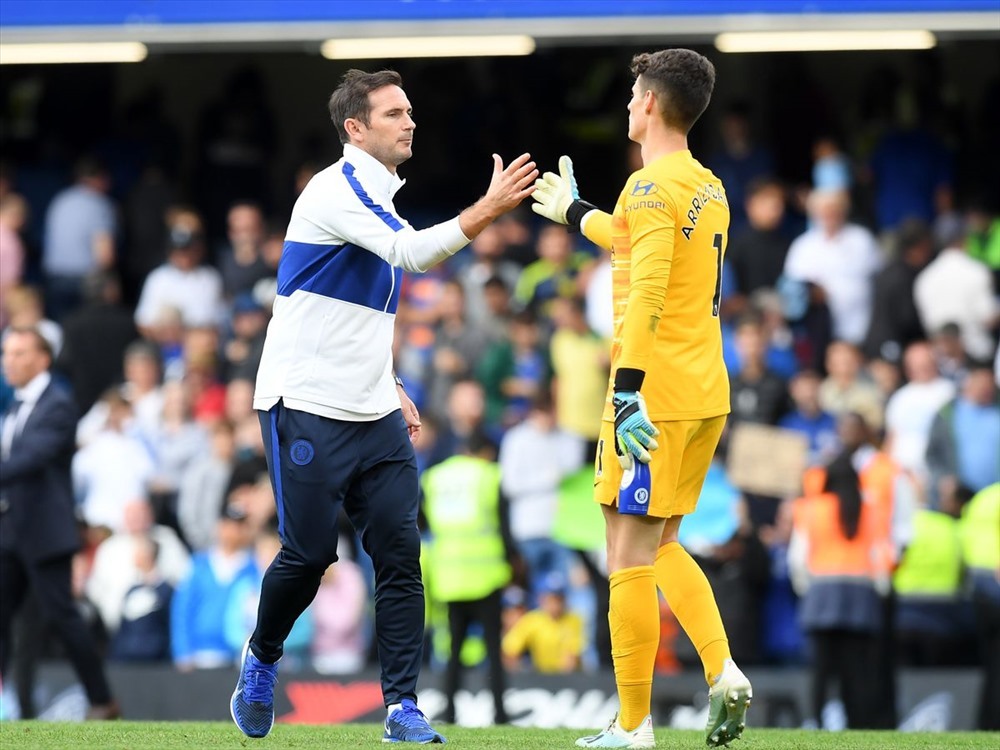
top-left (254, 144), bottom-right (470, 421)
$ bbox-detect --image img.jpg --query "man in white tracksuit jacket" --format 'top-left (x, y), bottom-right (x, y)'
top-left (230, 68), bottom-right (537, 743)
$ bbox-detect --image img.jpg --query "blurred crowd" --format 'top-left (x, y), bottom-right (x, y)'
top-left (1, 79), bottom-right (998, 730)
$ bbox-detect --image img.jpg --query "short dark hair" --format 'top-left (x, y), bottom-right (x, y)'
top-left (483, 275), bottom-right (509, 292)
top-left (895, 218), bottom-right (932, 256)
top-left (81, 270), bottom-right (121, 305)
top-left (530, 390), bottom-right (555, 413)
top-left (510, 309), bottom-right (538, 327)
top-left (630, 49), bottom-right (716, 133)
top-left (466, 430), bottom-right (497, 460)
top-left (746, 177), bottom-right (784, 200)
top-left (734, 311), bottom-right (764, 332)
top-left (328, 69), bottom-right (404, 145)
top-left (792, 368), bottom-right (822, 383)
top-left (73, 155), bottom-right (108, 181)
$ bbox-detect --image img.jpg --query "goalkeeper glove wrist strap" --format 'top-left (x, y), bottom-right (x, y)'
top-left (567, 199), bottom-right (598, 232)
top-left (614, 367), bottom-right (646, 393)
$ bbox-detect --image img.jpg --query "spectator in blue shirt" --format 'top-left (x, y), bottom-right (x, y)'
top-left (926, 364), bottom-right (1000, 505)
top-left (42, 156), bottom-right (117, 321)
top-left (171, 504), bottom-right (257, 670)
top-left (779, 370), bottom-right (840, 467)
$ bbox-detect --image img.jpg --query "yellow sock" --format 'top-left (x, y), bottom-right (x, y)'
top-left (608, 565), bottom-right (659, 731)
top-left (654, 541), bottom-right (730, 684)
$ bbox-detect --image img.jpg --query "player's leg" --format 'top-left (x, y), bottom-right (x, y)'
top-left (251, 404), bottom-right (350, 660)
top-left (577, 422), bottom-right (659, 748)
top-left (651, 416), bottom-right (751, 746)
top-left (607, 508), bottom-right (664, 730)
top-left (346, 410), bottom-right (444, 743)
top-left (652, 417), bottom-right (729, 683)
top-left (233, 403), bottom-right (351, 738)
top-left (576, 506), bottom-right (659, 748)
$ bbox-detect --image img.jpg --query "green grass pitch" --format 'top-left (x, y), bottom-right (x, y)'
top-left (0, 722), bottom-right (996, 749)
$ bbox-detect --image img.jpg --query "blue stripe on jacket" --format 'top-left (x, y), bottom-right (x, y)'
top-left (342, 162), bottom-right (405, 231)
top-left (277, 241), bottom-right (402, 313)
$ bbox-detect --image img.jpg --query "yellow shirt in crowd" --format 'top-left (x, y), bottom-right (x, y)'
top-left (501, 610), bottom-right (585, 673)
top-left (551, 328), bottom-right (608, 440)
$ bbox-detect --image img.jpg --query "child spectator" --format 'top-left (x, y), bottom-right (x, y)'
top-left (225, 528), bottom-right (313, 671)
top-left (170, 504), bottom-right (256, 670)
top-left (477, 310), bottom-right (548, 428)
top-left (502, 572), bottom-right (584, 674)
top-left (728, 314), bottom-right (788, 426)
top-left (110, 537), bottom-right (174, 662)
top-left (779, 370), bottom-right (839, 466)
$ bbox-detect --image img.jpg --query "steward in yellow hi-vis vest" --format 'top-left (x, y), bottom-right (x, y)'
top-left (418, 433), bottom-right (513, 725)
top-left (421, 455), bottom-right (510, 603)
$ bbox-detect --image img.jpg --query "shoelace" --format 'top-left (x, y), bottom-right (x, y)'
top-left (244, 660), bottom-right (278, 703)
top-left (393, 704), bottom-right (433, 731)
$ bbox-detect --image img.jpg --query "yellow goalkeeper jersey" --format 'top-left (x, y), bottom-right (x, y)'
top-left (586, 149), bottom-right (731, 422)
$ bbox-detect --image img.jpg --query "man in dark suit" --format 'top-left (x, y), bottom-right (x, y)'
top-left (0, 326), bottom-right (118, 718)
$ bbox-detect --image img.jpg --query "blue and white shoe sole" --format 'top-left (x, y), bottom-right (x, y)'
top-left (382, 735), bottom-right (442, 744)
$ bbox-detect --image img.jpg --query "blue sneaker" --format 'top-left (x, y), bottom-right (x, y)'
top-left (383, 699), bottom-right (447, 744)
top-left (230, 641), bottom-right (279, 738)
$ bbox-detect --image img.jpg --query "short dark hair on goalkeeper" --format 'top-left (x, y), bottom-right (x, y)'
top-left (631, 49), bottom-right (716, 134)
top-left (328, 69), bottom-right (404, 145)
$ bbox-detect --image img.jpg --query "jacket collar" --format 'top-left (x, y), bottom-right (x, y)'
top-left (13, 370), bottom-right (51, 406)
top-left (342, 143), bottom-right (406, 199)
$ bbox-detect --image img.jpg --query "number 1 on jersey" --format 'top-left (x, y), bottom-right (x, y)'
top-left (711, 232), bottom-right (723, 317)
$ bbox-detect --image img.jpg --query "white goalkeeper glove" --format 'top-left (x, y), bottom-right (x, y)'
top-left (530, 155), bottom-right (598, 231)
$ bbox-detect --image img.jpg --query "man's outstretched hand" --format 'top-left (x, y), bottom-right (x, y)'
top-left (459, 153), bottom-right (537, 239)
top-left (484, 152), bottom-right (538, 215)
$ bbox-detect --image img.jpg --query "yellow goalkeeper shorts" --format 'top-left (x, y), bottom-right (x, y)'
top-left (594, 415), bottom-right (727, 518)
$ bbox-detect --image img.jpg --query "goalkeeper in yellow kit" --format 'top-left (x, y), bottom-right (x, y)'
top-left (531, 49), bottom-right (752, 748)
